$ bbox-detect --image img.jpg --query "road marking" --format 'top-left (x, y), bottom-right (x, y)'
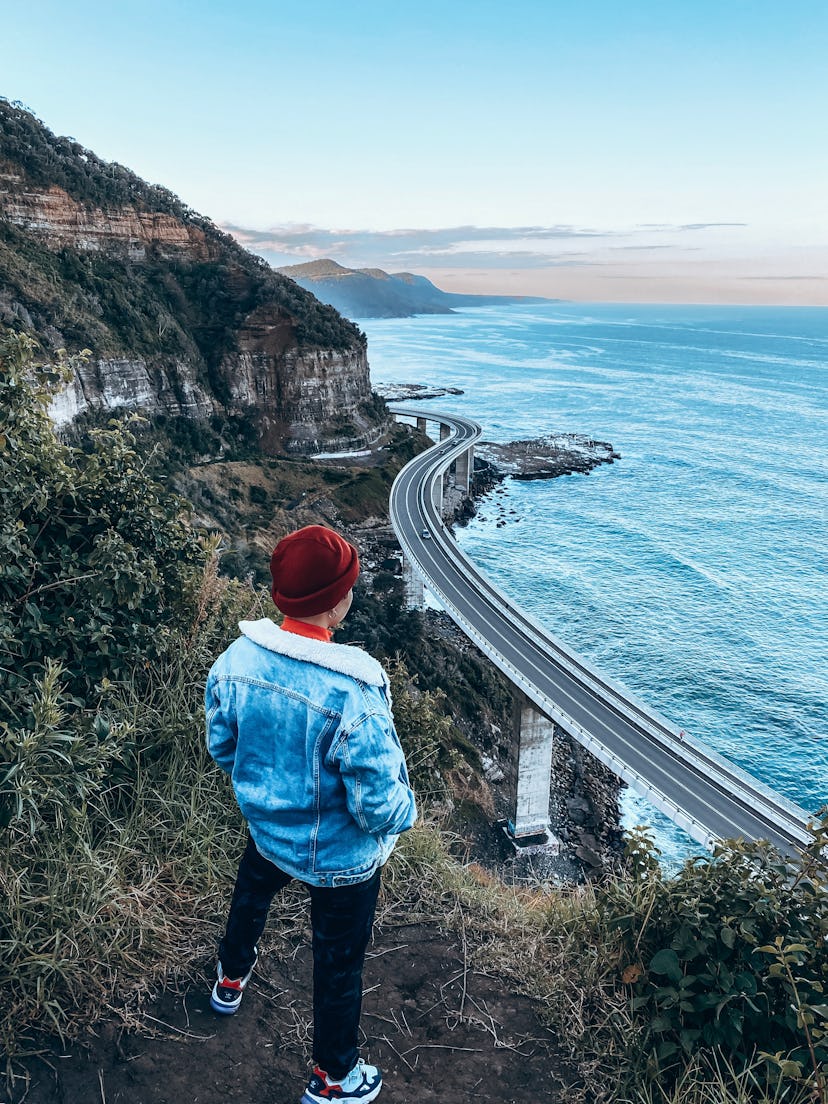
top-left (388, 407), bottom-right (813, 853)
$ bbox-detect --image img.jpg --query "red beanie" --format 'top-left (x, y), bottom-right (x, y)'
top-left (270, 526), bottom-right (360, 618)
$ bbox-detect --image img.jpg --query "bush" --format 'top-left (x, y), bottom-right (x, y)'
top-left (0, 331), bottom-right (201, 717)
top-left (602, 824), bottom-right (828, 1099)
top-left (0, 332), bottom-right (272, 1055)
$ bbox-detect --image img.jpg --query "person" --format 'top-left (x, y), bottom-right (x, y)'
top-left (205, 525), bottom-right (417, 1104)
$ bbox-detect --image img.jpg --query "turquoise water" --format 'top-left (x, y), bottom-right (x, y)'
top-left (361, 303), bottom-right (828, 864)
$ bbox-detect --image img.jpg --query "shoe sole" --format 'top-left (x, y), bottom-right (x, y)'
top-left (300, 1083), bottom-right (382, 1104)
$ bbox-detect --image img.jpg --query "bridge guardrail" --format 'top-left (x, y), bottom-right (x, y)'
top-left (389, 404), bottom-right (814, 853)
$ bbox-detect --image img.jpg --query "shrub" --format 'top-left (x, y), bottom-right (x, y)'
top-left (0, 332), bottom-right (267, 1055)
top-left (0, 331), bottom-right (201, 718)
top-left (602, 823), bottom-right (828, 1099)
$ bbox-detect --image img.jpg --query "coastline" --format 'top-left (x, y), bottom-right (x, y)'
top-left (366, 403), bottom-right (628, 879)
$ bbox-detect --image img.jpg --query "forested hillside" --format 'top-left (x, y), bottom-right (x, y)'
top-left (0, 100), bottom-right (384, 453)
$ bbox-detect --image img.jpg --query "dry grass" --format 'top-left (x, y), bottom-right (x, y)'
top-left (0, 557), bottom-right (259, 1066)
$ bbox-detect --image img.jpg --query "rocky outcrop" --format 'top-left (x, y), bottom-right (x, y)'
top-left (550, 733), bottom-right (625, 872)
top-left (478, 435), bottom-right (621, 480)
top-left (0, 100), bottom-right (386, 453)
top-left (47, 355), bottom-right (215, 426)
top-left (0, 172), bottom-right (203, 258)
top-left (375, 382), bottom-right (465, 402)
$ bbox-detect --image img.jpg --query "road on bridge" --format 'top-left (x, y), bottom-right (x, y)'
top-left (389, 404), bottom-right (814, 857)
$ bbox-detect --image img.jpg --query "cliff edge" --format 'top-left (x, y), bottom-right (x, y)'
top-left (0, 99), bottom-right (386, 453)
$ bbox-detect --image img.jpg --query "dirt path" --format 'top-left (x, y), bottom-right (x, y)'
top-left (7, 920), bottom-right (577, 1104)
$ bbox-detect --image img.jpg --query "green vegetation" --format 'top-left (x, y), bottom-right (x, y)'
top-left (152, 420), bottom-right (427, 585)
top-left (1, 335), bottom-right (825, 1103)
top-left (608, 829), bottom-right (828, 1091)
top-left (0, 330), bottom-right (240, 1053)
top-left (0, 98), bottom-right (365, 362)
top-left (0, 99), bottom-right (206, 219)
top-left (0, 333), bottom-right (200, 715)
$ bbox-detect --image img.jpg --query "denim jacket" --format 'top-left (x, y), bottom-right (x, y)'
top-left (206, 618), bottom-right (417, 887)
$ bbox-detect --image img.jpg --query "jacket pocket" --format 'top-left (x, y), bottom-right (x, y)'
top-left (331, 859), bottom-right (379, 887)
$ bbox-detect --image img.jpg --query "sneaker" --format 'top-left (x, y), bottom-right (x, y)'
top-left (209, 952), bottom-right (257, 1015)
top-left (301, 1059), bottom-right (382, 1104)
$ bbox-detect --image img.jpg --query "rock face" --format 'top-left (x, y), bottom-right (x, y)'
top-left (47, 354), bottom-right (215, 426)
top-left (0, 101), bottom-right (384, 453)
top-left (226, 342), bottom-right (378, 454)
top-left (0, 176), bottom-right (199, 257)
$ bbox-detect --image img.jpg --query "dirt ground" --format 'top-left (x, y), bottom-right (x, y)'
top-left (5, 914), bottom-right (578, 1104)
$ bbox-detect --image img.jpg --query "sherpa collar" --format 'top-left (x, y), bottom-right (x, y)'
top-left (239, 618), bottom-right (388, 690)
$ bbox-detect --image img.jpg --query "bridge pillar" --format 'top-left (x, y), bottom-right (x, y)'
top-left (416, 417), bottom-right (427, 434)
top-left (506, 693), bottom-right (555, 838)
top-left (440, 424), bottom-right (450, 442)
top-left (402, 556), bottom-right (425, 610)
top-left (454, 446), bottom-right (473, 493)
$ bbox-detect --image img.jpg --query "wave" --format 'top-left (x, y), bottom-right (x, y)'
top-left (365, 304), bottom-right (828, 861)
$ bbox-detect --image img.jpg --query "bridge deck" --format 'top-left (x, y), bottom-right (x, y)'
top-left (388, 404), bottom-right (814, 856)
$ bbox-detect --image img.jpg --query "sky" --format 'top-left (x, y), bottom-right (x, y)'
top-left (3, 0), bottom-right (827, 304)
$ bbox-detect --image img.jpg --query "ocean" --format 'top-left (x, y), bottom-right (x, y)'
top-left (361, 302), bottom-right (828, 865)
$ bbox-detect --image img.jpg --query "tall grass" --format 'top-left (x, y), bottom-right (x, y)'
top-left (0, 556), bottom-right (265, 1062)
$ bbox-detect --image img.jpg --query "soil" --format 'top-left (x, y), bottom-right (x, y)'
top-left (5, 913), bottom-right (578, 1104)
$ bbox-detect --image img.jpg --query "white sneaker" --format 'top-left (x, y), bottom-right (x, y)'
top-left (301, 1058), bottom-right (382, 1103)
top-left (209, 951), bottom-right (257, 1015)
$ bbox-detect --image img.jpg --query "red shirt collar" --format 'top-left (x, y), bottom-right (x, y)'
top-left (280, 617), bottom-right (332, 643)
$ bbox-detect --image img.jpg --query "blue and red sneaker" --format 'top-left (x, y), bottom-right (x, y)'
top-left (300, 1059), bottom-right (382, 1103)
top-left (209, 953), bottom-right (257, 1015)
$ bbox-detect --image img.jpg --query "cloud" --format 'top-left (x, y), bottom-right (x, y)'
top-left (392, 250), bottom-right (602, 270)
top-left (222, 221), bottom-right (616, 271)
top-left (610, 244), bottom-right (679, 251)
top-left (741, 274), bottom-right (826, 281)
top-left (222, 220), bottom-right (749, 273)
top-left (637, 222), bottom-right (748, 232)
top-left (678, 222), bottom-right (748, 231)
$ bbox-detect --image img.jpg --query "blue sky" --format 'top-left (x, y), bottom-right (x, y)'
top-left (3, 0), bottom-right (827, 302)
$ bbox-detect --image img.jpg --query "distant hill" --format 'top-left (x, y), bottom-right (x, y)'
top-left (0, 100), bottom-right (384, 454)
top-left (278, 259), bottom-right (555, 319)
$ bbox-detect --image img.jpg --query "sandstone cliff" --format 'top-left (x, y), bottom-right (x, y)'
top-left (0, 100), bottom-right (385, 453)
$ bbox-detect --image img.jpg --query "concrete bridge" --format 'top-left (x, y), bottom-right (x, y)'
top-left (388, 404), bottom-right (815, 856)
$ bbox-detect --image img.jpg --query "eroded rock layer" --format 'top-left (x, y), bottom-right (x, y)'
top-left (0, 100), bottom-right (385, 453)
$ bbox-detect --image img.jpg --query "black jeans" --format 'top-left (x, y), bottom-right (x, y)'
top-left (218, 836), bottom-right (381, 1080)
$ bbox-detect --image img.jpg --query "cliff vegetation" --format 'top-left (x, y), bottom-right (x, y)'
top-left (0, 99), bottom-right (360, 354)
top-left (0, 100), bottom-right (383, 454)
